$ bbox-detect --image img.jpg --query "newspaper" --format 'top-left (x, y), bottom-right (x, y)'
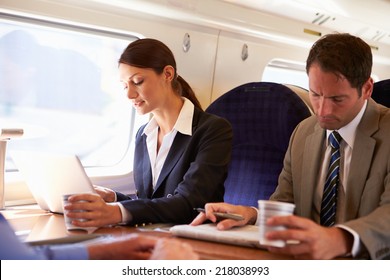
top-left (170, 223), bottom-right (265, 249)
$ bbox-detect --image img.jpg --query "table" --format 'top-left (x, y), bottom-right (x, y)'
top-left (1, 205), bottom-right (293, 260)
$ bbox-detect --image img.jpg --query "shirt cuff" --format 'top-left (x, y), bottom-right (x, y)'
top-left (35, 244), bottom-right (89, 260)
top-left (116, 202), bottom-right (133, 224)
top-left (113, 191), bottom-right (118, 202)
top-left (335, 224), bottom-right (361, 257)
top-left (252, 207), bottom-right (260, 226)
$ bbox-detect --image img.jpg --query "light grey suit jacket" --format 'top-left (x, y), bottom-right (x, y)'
top-left (271, 98), bottom-right (390, 259)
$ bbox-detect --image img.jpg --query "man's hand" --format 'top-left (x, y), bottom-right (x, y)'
top-left (265, 215), bottom-right (353, 259)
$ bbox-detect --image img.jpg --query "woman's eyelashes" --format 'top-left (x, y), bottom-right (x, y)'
top-left (121, 76), bottom-right (143, 90)
top-left (132, 79), bottom-right (144, 86)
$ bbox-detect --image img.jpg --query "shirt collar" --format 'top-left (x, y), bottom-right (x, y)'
top-left (326, 100), bottom-right (367, 149)
top-left (174, 97), bottom-right (194, 136)
top-left (143, 97), bottom-right (194, 136)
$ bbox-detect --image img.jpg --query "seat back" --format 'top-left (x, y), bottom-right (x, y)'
top-left (283, 84), bottom-right (314, 114)
top-left (372, 79), bottom-right (390, 107)
top-left (206, 82), bottom-right (312, 206)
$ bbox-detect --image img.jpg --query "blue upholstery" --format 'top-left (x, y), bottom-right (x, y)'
top-left (206, 82), bottom-right (312, 206)
top-left (372, 79), bottom-right (390, 108)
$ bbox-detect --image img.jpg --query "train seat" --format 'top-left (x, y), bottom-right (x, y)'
top-left (206, 82), bottom-right (312, 207)
top-left (372, 79), bottom-right (390, 108)
top-left (283, 84), bottom-right (314, 114)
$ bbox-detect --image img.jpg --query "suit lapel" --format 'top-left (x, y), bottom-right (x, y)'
top-left (138, 134), bottom-right (153, 198)
top-left (345, 100), bottom-right (379, 220)
top-left (152, 109), bottom-right (200, 196)
top-left (300, 124), bottom-right (325, 218)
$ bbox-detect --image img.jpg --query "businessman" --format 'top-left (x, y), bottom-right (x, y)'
top-left (192, 33), bottom-right (390, 260)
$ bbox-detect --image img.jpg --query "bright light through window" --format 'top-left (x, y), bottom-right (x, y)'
top-left (0, 15), bottom-right (138, 170)
top-left (262, 58), bottom-right (308, 89)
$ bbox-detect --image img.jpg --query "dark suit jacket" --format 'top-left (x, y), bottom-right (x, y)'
top-left (116, 107), bottom-right (232, 225)
top-left (271, 99), bottom-right (390, 259)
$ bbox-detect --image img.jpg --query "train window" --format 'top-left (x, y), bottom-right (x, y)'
top-left (262, 59), bottom-right (308, 90)
top-left (0, 14), bottom-right (139, 171)
top-left (262, 58), bottom-right (380, 89)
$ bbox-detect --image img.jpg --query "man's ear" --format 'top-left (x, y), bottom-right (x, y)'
top-left (362, 77), bottom-right (374, 99)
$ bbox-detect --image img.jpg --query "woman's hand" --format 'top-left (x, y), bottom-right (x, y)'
top-left (64, 193), bottom-right (122, 227)
top-left (190, 202), bottom-right (258, 230)
top-left (94, 185), bottom-right (116, 202)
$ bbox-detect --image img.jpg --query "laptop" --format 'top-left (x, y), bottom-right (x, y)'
top-left (11, 151), bottom-right (96, 214)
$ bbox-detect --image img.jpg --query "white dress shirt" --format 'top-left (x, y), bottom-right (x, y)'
top-left (315, 100), bottom-right (367, 256)
top-left (313, 102), bottom-right (367, 221)
top-left (144, 98), bottom-right (194, 188)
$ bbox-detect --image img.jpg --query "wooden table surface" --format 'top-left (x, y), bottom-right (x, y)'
top-left (2, 205), bottom-right (293, 260)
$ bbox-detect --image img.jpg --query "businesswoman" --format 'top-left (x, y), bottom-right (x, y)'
top-left (64, 38), bottom-right (232, 227)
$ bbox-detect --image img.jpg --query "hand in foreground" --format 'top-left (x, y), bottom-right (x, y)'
top-left (87, 234), bottom-right (157, 260)
top-left (94, 185), bottom-right (116, 202)
top-left (64, 193), bottom-right (122, 227)
top-left (150, 238), bottom-right (199, 260)
top-left (265, 215), bottom-right (353, 259)
top-left (190, 202), bottom-right (257, 230)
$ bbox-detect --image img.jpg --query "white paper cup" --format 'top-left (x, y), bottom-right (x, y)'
top-left (62, 194), bottom-right (89, 231)
top-left (258, 200), bottom-right (295, 247)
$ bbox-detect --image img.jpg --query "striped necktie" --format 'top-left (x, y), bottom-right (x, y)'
top-left (320, 131), bottom-right (342, 227)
